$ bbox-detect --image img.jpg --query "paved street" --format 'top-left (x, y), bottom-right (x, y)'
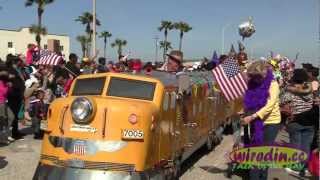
top-left (0, 133), bottom-right (41, 180)
top-left (0, 125), bottom-right (315, 180)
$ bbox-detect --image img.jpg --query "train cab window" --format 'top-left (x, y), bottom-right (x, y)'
top-left (72, 77), bottom-right (106, 96)
top-left (107, 77), bottom-right (156, 101)
top-left (170, 92), bottom-right (176, 109)
top-left (163, 92), bottom-right (169, 111)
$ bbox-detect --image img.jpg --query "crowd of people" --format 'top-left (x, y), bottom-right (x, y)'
top-left (0, 49), bottom-right (167, 143)
top-left (0, 43), bottom-right (319, 179)
top-left (241, 59), bottom-right (319, 179)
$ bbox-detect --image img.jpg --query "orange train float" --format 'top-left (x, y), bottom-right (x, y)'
top-left (33, 71), bottom-right (242, 180)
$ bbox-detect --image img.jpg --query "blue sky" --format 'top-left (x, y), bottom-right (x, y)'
top-left (0, 0), bottom-right (319, 64)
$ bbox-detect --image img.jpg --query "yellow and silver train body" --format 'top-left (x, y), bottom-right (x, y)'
top-left (33, 71), bottom-right (242, 180)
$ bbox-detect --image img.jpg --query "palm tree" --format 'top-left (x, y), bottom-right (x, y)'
top-left (174, 22), bottom-right (192, 51)
top-left (159, 41), bottom-right (172, 61)
top-left (158, 21), bottom-right (174, 58)
top-left (29, 24), bottom-right (47, 46)
top-left (25, 0), bottom-right (54, 48)
top-left (99, 31), bottom-right (112, 58)
top-left (111, 39), bottom-right (127, 60)
top-left (76, 35), bottom-right (90, 57)
top-left (76, 12), bottom-right (101, 56)
top-left (75, 12), bottom-right (101, 37)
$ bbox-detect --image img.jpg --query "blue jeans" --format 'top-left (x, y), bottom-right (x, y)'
top-left (287, 122), bottom-right (314, 165)
top-left (249, 123), bottom-right (280, 180)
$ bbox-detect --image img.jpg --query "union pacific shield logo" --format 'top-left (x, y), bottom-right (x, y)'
top-left (73, 141), bottom-right (86, 156)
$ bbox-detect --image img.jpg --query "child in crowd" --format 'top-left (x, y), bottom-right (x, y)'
top-left (30, 89), bottom-right (47, 139)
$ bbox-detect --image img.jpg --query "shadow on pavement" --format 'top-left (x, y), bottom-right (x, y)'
top-left (180, 145), bottom-right (210, 177)
top-left (200, 166), bottom-right (226, 174)
top-left (0, 156), bottom-right (8, 169)
top-left (288, 172), bottom-right (315, 180)
top-left (19, 123), bottom-right (34, 135)
top-left (199, 163), bottom-right (250, 179)
top-left (179, 139), bottom-right (223, 178)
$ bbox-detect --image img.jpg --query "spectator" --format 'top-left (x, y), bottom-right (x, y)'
top-left (159, 50), bottom-right (184, 73)
top-left (242, 60), bottom-right (281, 180)
top-left (143, 62), bottom-right (153, 75)
top-left (24, 75), bottom-right (40, 121)
top-left (65, 53), bottom-right (81, 76)
top-left (25, 44), bottom-right (36, 65)
top-left (81, 57), bottom-right (93, 74)
top-left (6, 54), bottom-right (26, 140)
top-left (96, 57), bottom-right (108, 73)
top-left (281, 69), bottom-right (315, 176)
top-left (307, 66), bottom-right (319, 151)
top-left (0, 65), bottom-right (15, 144)
top-left (106, 61), bottom-right (114, 72)
top-left (30, 89), bottom-right (46, 139)
top-left (132, 59), bottom-right (142, 74)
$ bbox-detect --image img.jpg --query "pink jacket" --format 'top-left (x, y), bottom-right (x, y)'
top-left (0, 80), bottom-right (9, 104)
top-left (26, 50), bottom-right (33, 65)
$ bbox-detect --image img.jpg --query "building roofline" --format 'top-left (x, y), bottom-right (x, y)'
top-left (0, 27), bottom-right (69, 37)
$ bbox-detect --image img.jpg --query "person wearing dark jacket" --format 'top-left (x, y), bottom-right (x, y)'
top-left (281, 69), bottom-right (315, 176)
top-left (6, 54), bottom-right (26, 140)
top-left (96, 57), bottom-right (108, 73)
top-left (30, 90), bottom-right (47, 139)
top-left (65, 53), bottom-right (81, 76)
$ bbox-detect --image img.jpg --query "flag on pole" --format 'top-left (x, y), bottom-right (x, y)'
top-left (212, 58), bottom-right (247, 101)
top-left (211, 50), bottom-right (219, 65)
top-left (36, 49), bottom-right (63, 66)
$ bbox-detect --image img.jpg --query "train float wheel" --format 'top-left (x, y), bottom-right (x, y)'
top-left (170, 160), bottom-right (181, 180)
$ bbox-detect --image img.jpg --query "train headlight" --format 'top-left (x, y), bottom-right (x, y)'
top-left (71, 97), bottom-right (94, 124)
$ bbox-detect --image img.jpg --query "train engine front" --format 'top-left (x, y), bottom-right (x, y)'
top-left (33, 73), bottom-right (163, 180)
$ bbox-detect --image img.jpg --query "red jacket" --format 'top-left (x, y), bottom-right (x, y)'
top-left (64, 79), bottom-right (73, 94)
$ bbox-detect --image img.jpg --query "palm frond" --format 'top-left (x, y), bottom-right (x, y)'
top-left (99, 31), bottom-right (112, 38)
top-left (29, 24), bottom-right (47, 35)
top-left (158, 20), bottom-right (174, 32)
top-left (25, 0), bottom-right (34, 6)
top-left (76, 35), bottom-right (90, 43)
top-left (159, 41), bottom-right (172, 49)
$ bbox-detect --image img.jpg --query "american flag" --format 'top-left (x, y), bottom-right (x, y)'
top-left (73, 141), bottom-right (86, 156)
top-left (212, 58), bottom-right (247, 101)
top-left (35, 49), bottom-right (63, 66)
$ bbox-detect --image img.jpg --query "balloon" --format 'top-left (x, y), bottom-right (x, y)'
top-left (238, 17), bottom-right (256, 40)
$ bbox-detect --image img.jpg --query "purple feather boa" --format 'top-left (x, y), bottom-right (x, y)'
top-left (243, 69), bottom-right (274, 145)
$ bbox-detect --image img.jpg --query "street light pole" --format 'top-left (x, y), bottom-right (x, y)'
top-left (92, 0), bottom-right (96, 59)
top-left (154, 36), bottom-right (159, 62)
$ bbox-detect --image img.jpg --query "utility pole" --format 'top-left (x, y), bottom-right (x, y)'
top-left (92, 0), bottom-right (97, 59)
top-left (154, 35), bottom-right (159, 62)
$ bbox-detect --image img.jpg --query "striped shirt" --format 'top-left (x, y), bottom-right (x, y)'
top-left (281, 91), bottom-right (313, 115)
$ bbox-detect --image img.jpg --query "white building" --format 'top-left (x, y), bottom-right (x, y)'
top-left (0, 27), bottom-right (70, 61)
